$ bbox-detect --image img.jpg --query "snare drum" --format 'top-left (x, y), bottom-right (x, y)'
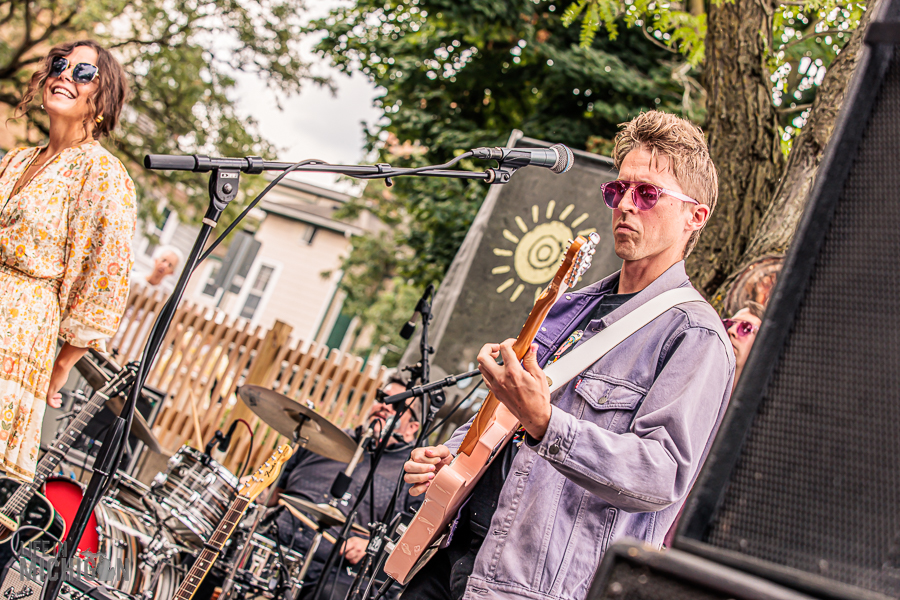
top-left (233, 532), bottom-right (304, 593)
top-left (95, 499), bottom-right (183, 597)
top-left (108, 471), bottom-right (151, 511)
top-left (149, 445), bottom-right (238, 547)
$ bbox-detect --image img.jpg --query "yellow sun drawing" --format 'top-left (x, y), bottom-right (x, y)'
top-left (492, 200), bottom-right (598, 303)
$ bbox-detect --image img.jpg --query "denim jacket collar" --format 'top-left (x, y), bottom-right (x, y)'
top-left (536, 261), bottom-right (693, 356)
top-left (588, 261), bottom-right (692, 329)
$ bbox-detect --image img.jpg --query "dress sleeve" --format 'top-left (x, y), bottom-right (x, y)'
top-left (58, 152), bottom-right (137, 350)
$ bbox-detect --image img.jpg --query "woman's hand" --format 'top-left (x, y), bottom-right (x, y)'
top-left (46, 365), bottom-right (68, 409)
top-left (403, 445), bottom-right (453, 496)
top-left (47, 343), bottom-right (89, 409)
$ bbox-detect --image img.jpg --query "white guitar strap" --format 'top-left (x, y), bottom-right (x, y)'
top-left (544, 287), bottom-right (706, 393)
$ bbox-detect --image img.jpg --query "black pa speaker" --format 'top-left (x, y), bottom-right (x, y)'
top-left (587, 541), bottom-right (819, 600)
top-left (670, 3), bottom-right (900, 600)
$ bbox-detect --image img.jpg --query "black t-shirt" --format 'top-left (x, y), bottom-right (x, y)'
top-left (274, 428), bottom-right (419, 581)
top-left (458, 286), bottom-right (637, 541)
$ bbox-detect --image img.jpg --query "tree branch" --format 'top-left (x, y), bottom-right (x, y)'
top-left (0, 0), bottom-right (16, 27)
top-left (776, 102), bottom-right (812, 113)
top-left (642, 26), bottom-right (678, 53)
top-left (778, 29), bottom-right (845, 51)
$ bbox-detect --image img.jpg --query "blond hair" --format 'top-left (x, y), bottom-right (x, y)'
top-left (613, 111), bottom-right (718, 257)
top-left (743, 300), bottom-right (766, 321)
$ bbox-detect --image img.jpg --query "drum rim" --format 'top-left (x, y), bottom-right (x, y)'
top-left (173, 445), bottom-right (239, 487)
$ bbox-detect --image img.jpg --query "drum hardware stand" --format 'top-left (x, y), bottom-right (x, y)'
top-left (136, 531), bottom-right (180, 600)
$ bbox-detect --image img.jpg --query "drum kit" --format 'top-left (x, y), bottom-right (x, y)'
top-left (18, 352), bottom-right (371, 600)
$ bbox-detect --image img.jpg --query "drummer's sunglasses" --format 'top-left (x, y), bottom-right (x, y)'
top-left (374, 390), bottom-right (418, 422)
top-left (49, 56), bottom-right (99, 84)
top-left (600, 180), bottom-right (698, 211)
top-left (722, 319), bottom-right (759, 339)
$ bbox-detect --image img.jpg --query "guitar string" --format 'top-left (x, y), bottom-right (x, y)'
top-left (176, 497), bottom-right (249, 599)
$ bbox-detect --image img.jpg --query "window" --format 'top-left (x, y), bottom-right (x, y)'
top-left (240, 264), bottom-right (276, 320)
top-left (300, 224), bottom-right (317, 245)
top-left (201, 261), bottom-right (222, 297)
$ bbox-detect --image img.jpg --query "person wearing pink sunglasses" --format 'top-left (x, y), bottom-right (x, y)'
top-left (724, 302), bottom-right (765, 389)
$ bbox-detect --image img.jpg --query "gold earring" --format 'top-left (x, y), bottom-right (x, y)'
top-left (95, 115), bottom-right (104, 124)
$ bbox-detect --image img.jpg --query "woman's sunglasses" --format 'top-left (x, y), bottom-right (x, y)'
top-left (49, 56), bottom-right (99, 84)
top-left (600, 180), bottom-right (699, 211)
top-left (723, 319), bottom-right (760, 339)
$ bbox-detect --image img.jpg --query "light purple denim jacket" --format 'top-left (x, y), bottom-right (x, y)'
top-left (443, 261), bottom-right (734, 600)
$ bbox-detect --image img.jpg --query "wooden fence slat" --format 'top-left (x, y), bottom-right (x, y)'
top-left (111, 287), bottom-right (386, 470)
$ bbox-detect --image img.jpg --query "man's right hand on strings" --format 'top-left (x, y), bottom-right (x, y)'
top-left (404, 445), bottom-right (453, 496)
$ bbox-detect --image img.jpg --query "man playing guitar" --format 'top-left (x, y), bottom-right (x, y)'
top-left (402, 111), bottom-right (735, 600)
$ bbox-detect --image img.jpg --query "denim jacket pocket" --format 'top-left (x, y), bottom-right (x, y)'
top-left (575, 376), bottom-right (645, 433)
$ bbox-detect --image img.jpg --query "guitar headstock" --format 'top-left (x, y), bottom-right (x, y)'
top-left (237, 444), bottom-right (293, 502)
top-left (563, 232), bottom-right (600, 287)
top-left (105, 363), bottom-right (137, 397)
top-left (534, 232), bottom-right (600, 313)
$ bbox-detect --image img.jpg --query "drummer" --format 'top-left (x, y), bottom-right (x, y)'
top-left (268, 375), bottom-right (421, 600)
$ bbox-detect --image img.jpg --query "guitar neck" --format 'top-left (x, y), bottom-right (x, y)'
top-left (175, 496), bottom-right (251, 600)
top-left (38, 387), bottom-right (119, 483)
top-left (2, 381), bottom-right (125, 515)
top-left (457, 285), bottom-right (564, 457)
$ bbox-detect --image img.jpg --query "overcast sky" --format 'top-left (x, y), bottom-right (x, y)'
top-left (232, 5), bottom-right (381, 193)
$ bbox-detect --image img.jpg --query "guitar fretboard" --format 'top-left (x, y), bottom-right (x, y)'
top-left (175, 496), bottom-right (250, 600)
top-left (1, 369), bottom-right (134, 515)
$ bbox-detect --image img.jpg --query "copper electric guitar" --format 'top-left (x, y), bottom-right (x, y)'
top-left (384, 233), bottom-right (599, 584)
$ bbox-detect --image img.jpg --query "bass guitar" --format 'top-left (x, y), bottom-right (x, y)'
top-left (173, 443), bottom-right (293, 600)
top-left (0, 365), bottom-right (136, 545)
top-left (384, 233), bottom-right (599, 584)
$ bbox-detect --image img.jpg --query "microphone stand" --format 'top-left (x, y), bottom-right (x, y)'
top-left (40, 164), bottom-right (249, 600)
top-left (342, 287), bottom-right (466, 600)
top-left (41, 147), bottom-right (543, 600)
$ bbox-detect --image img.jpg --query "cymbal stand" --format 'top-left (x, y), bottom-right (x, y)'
top-left (221, 412), bottom-right (339, 600)
top-left (276, 423), bottom-right (373, 600)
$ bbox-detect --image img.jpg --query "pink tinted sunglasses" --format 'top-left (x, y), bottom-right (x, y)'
top-left (601, 180), bottom-right (699, 211)
top-left (723, 319), bottom-right (759, 339)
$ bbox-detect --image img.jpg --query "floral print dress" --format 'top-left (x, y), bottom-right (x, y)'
top-left (0, 141), bottom-right (136, 481)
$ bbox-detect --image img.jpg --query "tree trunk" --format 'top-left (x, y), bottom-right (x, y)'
top-left (686, 0), bottom-right (784, 297)
top-left (712, 0), bottom-right (883, 311)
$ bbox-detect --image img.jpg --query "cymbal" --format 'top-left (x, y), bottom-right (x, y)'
top-left (74, 352), bottom-right (113, 392)
top-left (238, 385), bottom-right (356, 463)
top-left (74, 353), bottom-right (167, 455)
top-left (279, 493), bottom-right (369, 535)
top-left (106, 395), bottom-right (167, 455)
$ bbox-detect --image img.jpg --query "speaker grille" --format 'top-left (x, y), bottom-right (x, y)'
top-left (703, 47), bottom-right (900, 596)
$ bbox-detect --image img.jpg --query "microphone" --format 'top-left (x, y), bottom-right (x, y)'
top-left (400, 284), bottom-right (435, 340)
top-left (218, 420), bottom-right (239, 452)
top-left (471, 143), bottom-right (574, 174)
top-left (205, 420), bottom-right (239, 456)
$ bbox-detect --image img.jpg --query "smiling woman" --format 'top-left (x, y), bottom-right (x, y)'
top-left (0, 40), bottom-right (135, 482)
